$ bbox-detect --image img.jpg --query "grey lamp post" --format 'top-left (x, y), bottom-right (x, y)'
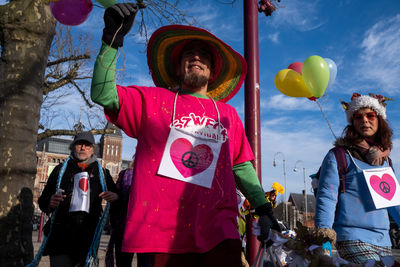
top-left (273, 152), bottom-right (287, 223)
top-left (294, 160), bottom-right (307, 225)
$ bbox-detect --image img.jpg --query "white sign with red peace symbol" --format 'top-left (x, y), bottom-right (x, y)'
top-left (362, 167), bottom-right (400, 209)
top-left (158, 127), bottom-right (222, 188)
top-left (69, 171), bottom-right (90, 213)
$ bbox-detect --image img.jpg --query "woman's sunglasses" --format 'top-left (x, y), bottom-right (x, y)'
top-left (353, 111), bottom-right (377, 121)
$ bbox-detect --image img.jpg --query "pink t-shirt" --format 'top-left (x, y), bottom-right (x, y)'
top-left (105, 85), bottom-right (254, 253)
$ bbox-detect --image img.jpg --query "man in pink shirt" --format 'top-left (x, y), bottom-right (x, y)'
top-left (91, 3), bottom-right (280, 267)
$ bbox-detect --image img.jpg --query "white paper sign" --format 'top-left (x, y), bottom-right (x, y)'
top-left (158, 127), bottom-right (221, 188)
top-left (69, 171), bottom-right (90, 213)
top-left (362, 167), bottom-right (400, 209)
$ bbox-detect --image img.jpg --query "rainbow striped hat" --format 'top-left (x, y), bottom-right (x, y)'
top-left (147, 25), bottom-right (247, 103)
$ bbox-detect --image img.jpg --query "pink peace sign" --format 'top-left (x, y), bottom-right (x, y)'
top-left (170, 138), bottom-right (213, 178)
top-left (369, 173), bottom-right (396, 201)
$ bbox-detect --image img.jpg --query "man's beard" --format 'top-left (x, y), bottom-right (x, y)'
top-left (182, 72), bottom-right (209, 89)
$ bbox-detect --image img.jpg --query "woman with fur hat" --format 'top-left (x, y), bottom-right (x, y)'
top-left (314, 93), bottom-right (400, 265)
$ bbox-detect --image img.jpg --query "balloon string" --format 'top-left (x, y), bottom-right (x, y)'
top-left (315, 100), bottom-right (337, 140)
top-left (99, 23), bottom-right (127, 72)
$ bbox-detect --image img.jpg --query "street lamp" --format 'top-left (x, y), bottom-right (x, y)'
top-left (273, 152), bottom-right (287, 223)
top-left (294, 160), bottom-right (307, 226)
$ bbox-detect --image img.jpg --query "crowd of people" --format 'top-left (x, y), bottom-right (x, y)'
top-left (34, 2), bottom-right (399, 267)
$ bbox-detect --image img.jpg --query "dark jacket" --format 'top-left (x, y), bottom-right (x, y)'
top-left (38, 158), bottom-right (117, 260)
top-left (109, 168), bottom-right (132, 230)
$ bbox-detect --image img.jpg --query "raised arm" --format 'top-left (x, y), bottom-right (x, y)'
top-left (91, 3), bottom-right (138, 110)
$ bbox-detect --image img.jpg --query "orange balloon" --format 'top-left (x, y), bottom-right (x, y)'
top-left (274, 69), bottom-right (313, 97)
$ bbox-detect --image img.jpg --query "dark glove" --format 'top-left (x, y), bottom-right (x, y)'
top-left (257, 214), bottom-right (272, 242)
top-left (255, 203), bottom-right (282, 243)
top-left (102, 3), bottom-right (138, 48)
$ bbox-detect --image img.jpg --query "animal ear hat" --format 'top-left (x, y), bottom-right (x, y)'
top-left (341, 93), bottom-right (393, 123)
top-left (147, 25), bottom-right (247, 103)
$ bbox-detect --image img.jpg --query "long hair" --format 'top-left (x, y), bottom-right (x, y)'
top-left (341, 115), bottom-right (393, 150)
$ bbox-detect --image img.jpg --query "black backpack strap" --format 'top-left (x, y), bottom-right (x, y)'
top-left (388, 157), bottom-right (394, 173)
top-left (331, 146), bottom-right (348, 193)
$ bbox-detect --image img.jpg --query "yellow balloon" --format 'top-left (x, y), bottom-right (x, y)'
top-left (274, 69), bottom-right (313, 97)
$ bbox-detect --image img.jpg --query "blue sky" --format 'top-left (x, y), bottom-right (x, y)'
top-left (2, 0), bottom-right (400, 201)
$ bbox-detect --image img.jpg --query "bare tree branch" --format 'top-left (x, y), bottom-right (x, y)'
top-left (70, 79), bottom-right (94, 108)
top-left (39, 0), bottom-right (198, 139)
top-left (37, 128), bottom-right (117, 141)
top-left (43, 63), bottom-right (80, 94)
top-left (47, 54), bottom-right (90, 67)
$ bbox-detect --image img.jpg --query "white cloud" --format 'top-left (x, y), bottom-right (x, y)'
top-left (190, 1), bottom-right (243, 44)
top-left (266, 0), bottom-right (326, 31)
top-left (260, 126), bottom-right (333, 197)
top-left (263, 94), bottom-right (317, 111)
top-left (357, 14), bottom-right (400, 93)
top-left (261, 117), bottom-right (287, 126)
top-left (267, 32), bottom-right (280, 44)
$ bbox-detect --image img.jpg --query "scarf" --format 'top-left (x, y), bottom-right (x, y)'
top-left (70, 153), bottom-right (97, 170)
top-left (355, 139), bottom-right (390, 166)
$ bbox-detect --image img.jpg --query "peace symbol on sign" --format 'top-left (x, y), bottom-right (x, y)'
top-left (181, 151), bottom-right (199, 168)
top-left (379, 181), bottom-right (391, 194)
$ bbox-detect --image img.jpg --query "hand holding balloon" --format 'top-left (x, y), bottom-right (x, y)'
top-left (102, 3), bottom-right (138, 48)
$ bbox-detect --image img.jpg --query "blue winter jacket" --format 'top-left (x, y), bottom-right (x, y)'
top-left (315, 149), bottom-right (400, 247)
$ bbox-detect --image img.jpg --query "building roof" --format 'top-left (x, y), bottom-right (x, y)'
top-left (288, 193), bottom-right (316, 213)
top-left (36, 137), bottom-right (73, 155)
top-left (104, 122), bottom-right (122, 137)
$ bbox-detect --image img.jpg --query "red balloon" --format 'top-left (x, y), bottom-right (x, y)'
top-left (288, 62), bottom-right (303, 75)
top-left (50, 0), bottom-right (93, 26)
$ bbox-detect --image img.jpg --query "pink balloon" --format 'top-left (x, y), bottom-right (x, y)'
top-left (288, 62), bottom-right (303, 75)
top-left (50, 0), bottom-right (93, 26)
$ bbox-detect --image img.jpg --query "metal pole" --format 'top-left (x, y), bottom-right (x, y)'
top-left (283, 158), bottom-right (287, 223)
top-left (243, 0), bottom-right (261, 265)
top-left (274, 152), bottom-right (287, 223)
top-left (303, 167), bottom-right (307, 226)
top-left (294, 160), bottom-right (307, 226)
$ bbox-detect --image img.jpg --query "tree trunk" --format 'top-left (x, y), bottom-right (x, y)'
top-left (0, 1), bottom-right (56, 266)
